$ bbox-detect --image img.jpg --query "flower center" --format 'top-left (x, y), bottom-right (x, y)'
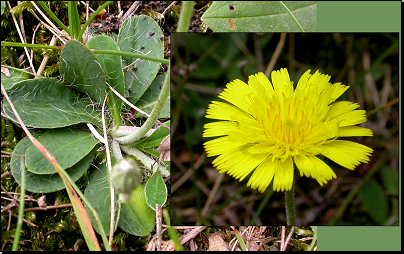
top-left (255, 94), bottom-right (334, 162)
top-left (283, 119), bottom-right (297, 129)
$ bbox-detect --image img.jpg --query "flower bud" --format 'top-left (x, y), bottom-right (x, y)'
top-left (111, 157), bottom-right (141, 203)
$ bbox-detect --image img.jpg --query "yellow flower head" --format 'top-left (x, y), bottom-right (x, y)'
top-left (203, 68), bottom-right (373, 192)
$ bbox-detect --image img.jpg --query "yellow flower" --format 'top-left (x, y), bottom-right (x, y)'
top-left (203, 68), bottom-right (373, 192)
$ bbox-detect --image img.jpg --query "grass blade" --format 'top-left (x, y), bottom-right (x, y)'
top-left (36, 1), bottom-right (70, 35)
top-left (231, 226), bottom-right (247, 251)
top-left (162, 209), bottom-right (183, 251)
top-left (67, 1), bottom-right (80, 39)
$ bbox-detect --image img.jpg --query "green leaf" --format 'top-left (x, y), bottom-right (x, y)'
top-left (11, 134), bottom-right (96, 193)
top-left (25, 128), bottom-right (99, 174)
top-left (202, 1), bottom-right (317, 32)
top-left (359, 179), bottom-right (389, 225)
top-left (145, 172), bottom-right (167, 210)
top-left (1, 67), bottom-right (33, 90)
top-left (87, 35), bottom-right (125, 126)
top-left (135, 73), bottom-right (170, 118)
top-left (118, 185), bottom-right (155, 236)
top-left (2, 78), bottom-right (101, 128)
top-left (380, 166), bottom-right (398, 196)
top-left (84, 161), bottom-right (119, 235)
top-left (60, 40), bottom-right (106, 103)
top-left (117, 15), bottom-right (164, 105)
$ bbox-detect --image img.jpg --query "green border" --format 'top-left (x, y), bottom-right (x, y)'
top-left (318, 1), bottom-right (401, 32)
top-left (318, 226), bottom-right (401, 251)
top-left (317, 1), bottom-right (401, 251)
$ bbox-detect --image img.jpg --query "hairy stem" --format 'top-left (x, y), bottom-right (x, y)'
top-left (120, 145), bottom-right (169, 177)
top-left (111, 139), bottom-right (123, 160)
top-left (115, 67), bottom-right (170, 145)
top-left (284, 184), bottom-right (296, 226)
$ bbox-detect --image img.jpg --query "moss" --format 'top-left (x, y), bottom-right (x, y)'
top-left (289, 238), bottom-right (310, 251)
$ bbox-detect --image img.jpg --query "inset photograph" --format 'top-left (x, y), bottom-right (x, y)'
top-left (171, 33), bottom-right (399, 226)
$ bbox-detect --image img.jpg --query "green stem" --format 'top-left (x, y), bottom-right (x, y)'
top-left (111, 139), bottom-right (123, 160)
top-left (176, 1), bottom-right (194, 32)
top-left (284, 184), bottom-right (296, 225)
top-left (279, 1), bottom-right (305, 32)
top-left (93, 50), bottom-right (170, 65)
top-left (1, 41), bottom-right (60, 50)
top-left (1, 42), bottom-right (168, 65)
top-left (115, 67), bottom-right (170, 145)
top-left (12, 158), bottom-right (26, 251)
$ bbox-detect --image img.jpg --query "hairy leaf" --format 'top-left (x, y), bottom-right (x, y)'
top-left (25, 128), bottom-right (99, 174)
top-left (87, 35), bottom-right (125, 126)
top-left (2, 78), bottom-right (101, 128)
top-left (118, 15), bottom-right (164, 106)
top-left (1, 67), bottom-right (33, 90)
top-left (60, 40), bottom-right (106, 103)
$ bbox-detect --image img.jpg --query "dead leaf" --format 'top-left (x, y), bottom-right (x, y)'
top-left (157, 134), bottom-right (170, 162)
top-left (208, 232), bottom-right (229, 251)
top-left (37, 195), bottom-right (47, 208)
top-left (1, 67), bottom-right (11, 77)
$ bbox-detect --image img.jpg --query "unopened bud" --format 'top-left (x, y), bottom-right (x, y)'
top-left (111, 157), bottom-right (141, 203)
